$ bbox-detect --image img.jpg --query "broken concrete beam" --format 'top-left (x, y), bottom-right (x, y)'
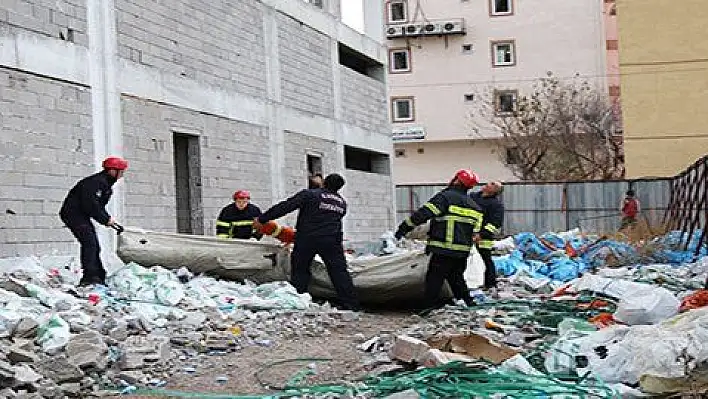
top-left (389, 335), bottom-right (430, 364)
top-left (421, 348), bottom-right (474, 367)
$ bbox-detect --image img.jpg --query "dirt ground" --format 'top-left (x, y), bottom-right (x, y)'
top-left (117, 311), bottom-right (415, 398)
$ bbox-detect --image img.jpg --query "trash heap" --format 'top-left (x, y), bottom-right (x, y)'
top-left (0, 256), bottom-right (361, 398)
top-left (493, 229), bottom-right (708, 283)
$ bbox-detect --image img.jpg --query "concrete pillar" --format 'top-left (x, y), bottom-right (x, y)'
top-left (263, 8), bottom-right (286, 202)
top-left (87, 0), bottom-right (123, 265)
top-left (363, 0), bottom-right (384, 43)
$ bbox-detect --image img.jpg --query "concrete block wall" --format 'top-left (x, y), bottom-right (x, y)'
top-left (0, 0), bottom-right (88, 46)
top-left (344, 170), bottom-right (395, 242)
top-left (121, 97), bottom-right (271, 235)
top-left (340, 66), bottom-right (388, 134)
top-left (0, 0), bottom-right (392, 256)
top-left (0, 68), bottom-right (93, 257)
top-left (277, 11), bottom-right (334, 117)
top-left (115, 0), bottom-right (267, 97)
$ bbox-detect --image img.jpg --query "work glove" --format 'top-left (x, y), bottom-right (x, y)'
top-left (394, 229), bottom-right (405, 241)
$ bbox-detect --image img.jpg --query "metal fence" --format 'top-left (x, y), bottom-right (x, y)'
top-left (396, 178), bottom-right (673, 235)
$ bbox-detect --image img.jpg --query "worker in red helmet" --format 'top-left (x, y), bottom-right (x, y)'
top-left (216, 190), bottom-right (263, 240)
top-left (395, 169), bottom-right (484, 310)
top-left (59, 156), bottom-right (128, 286)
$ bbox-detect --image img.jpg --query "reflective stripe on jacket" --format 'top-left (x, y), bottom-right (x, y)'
top-left (397, 187), bottom-right (483, 258)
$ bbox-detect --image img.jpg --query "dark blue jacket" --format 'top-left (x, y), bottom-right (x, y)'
top-left (470, 191), bottom-right (504, 241)
top-left (258, 188), bottom-right (347, 240)
top-left (59, 171), bottom-right (115, 226)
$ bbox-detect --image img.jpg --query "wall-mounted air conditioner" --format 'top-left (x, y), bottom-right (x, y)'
top-left (386, 25), bottom-right (406, 39)
top-left (442, 20), bottom-right (465, 35)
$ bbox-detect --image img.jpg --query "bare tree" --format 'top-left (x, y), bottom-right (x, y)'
top-left (470, 74), bottom-right (624, 180)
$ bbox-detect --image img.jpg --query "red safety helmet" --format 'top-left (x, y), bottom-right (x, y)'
top-left (454, 169), bottom-right (479, 188)
top-left (233, 190), bottom-right (251, 200)
top-left (102, 156), bottom-right (128, 171)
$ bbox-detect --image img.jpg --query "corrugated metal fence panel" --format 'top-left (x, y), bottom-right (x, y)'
top-left (566, 181), bottom-right (628, 234)
top-left (396, 178), bottom-right (673, 235)
top-left (502, 184), bottom-right (566, 234)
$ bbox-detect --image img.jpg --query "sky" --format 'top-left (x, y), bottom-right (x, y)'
top-left (341, 0), bottom-right (365, 33)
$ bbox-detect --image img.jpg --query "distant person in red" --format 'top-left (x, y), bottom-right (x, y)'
top-left (620, 189), bottom-right (640, 228)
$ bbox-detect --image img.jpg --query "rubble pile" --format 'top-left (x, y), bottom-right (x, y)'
top-left (493, 229), bottom-right (708, 283)
top-left (0, 256), bottom-right (360, 398)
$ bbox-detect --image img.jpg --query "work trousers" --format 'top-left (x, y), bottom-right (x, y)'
top-left (290, 236), bottom-right (360, 310)
top-left (65, 222), bottom-right (106, 285)
top-left (424, 253), bottom-right (473, 309)
top-left (477, 247), bottom-right (498, 289)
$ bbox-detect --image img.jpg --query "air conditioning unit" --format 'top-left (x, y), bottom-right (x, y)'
top-left (386, 25), bottom-right (406, 39)
top-left (403, 23), bottom-right (423, 36)
top-left (442, 20), bottom-right (466, 35)
top-left (421, 23), bottom-right (444, 35)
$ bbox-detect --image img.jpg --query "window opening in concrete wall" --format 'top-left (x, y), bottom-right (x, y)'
top-left (339, 43), bottom-right (385, 82)
top-left (464, 94), bottom-right (475, 102)
top-left (395, 148), bottom-right (406, 158)
top-left (462, 44), bottom-right (473, 53)
top-left (491, 41), bottom-right (516, 66)
top-left (495, 90), bottom-right (518, 115)
top-left (389, 49), bottom-right (411, 73)
top-left (307, 154), bottom-right (323, 176)
top-left (387, 1), bottom-right (408, 23)
top-left (173, 133), bottom-right (204, 235)
top-left (391, 97), bottom-right (415, 122)
top-left (490, 0), bottom-right (513, 16)
top-left (417, 147), bottom-right (424, 154)
top-left (344, 146), bottom-right (391, 175)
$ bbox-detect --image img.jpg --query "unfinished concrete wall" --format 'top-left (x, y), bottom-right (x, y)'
top-left (0, 68), bottom-right (93, 257)
top-left (344, 170), bottom-right (395, 242)
top-left (121, 97), bottom-right (271, 235)
top-left (282, 131), bottom-right (338, 196)
top-left (340, 66), bottom-right (388, 133)
top-left (277, 12), bottom-right (334, 117)
top-left (115, 0), bottom-right (267, 97)
top-left (0, 0), bottom-right (88, 46)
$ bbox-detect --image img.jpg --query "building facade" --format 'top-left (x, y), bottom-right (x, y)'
top-left (618, 0), bottom-right (708, 178)
top-left (386, 0), bottom-right (609, 185)
top-left (0, 0), bottom-right (394, 258)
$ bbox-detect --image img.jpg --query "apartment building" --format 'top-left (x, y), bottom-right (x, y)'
top-left (0, 0), bottom-right (394, 257)
top-left (387, 0), bottom-right (609, 184)
top-left (617, 0), bottom-right (708, 177)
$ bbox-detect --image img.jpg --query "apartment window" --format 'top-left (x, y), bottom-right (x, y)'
top-left (606, 40), bottom-right (619, 50)
top-left (391, 97), bottom-right (415, 122)
top-left (492, 41), bottom-right (516, 67)
top-left (389, 48), bottom-right (411, 73)
top-left (387, 1), bottom-right (408, 24)
top-left (505, 147), bottom-right (520, 164)
top-left (395, 148), bottom-right (406, 158)
top-left (464, 94), bottom-right (475, 102)
top-left (462, 44), bottom-right (473, 54)
top-left (495, 90), bottom-right (518, 115)
top-left (490, 0), bottom-right (513, 16)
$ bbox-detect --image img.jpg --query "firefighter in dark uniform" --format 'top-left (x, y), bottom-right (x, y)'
top-left (395, 169), bottom-right (483, 309)
top-left (470, 181), bottom-right (504, 294)
top-left (254, 173), bottom-right (360, 311)
top-left (216, 190), bottom-right (263, 240)
top-left (59, 156), bottom-right (128, 287)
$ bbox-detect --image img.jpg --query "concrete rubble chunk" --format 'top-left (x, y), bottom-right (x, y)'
top-left (0, 388), bottom-right (18, 397)
top-left (385, 389), bottom-right (422, 399)
top-left (389, 335), bottom-right (430, 364)
top-left (12, 318), bottom-right (39, 339)
top-left (59, 382), bottom-right (81, 396)
top-left (118, 370), bottom-right (146, 385)
top-left (37, 356), bottom-right (84, 384)
top-left (7, 345), bottom-right (39, 364)
top-left (119, 335), bottom-right (171, 370)
top-left (1, 359), bottom-right (16, 381)
top-left (65, 331), bottom-right (108, 370)
top-left (11, 364), bottom-right (42, 385)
